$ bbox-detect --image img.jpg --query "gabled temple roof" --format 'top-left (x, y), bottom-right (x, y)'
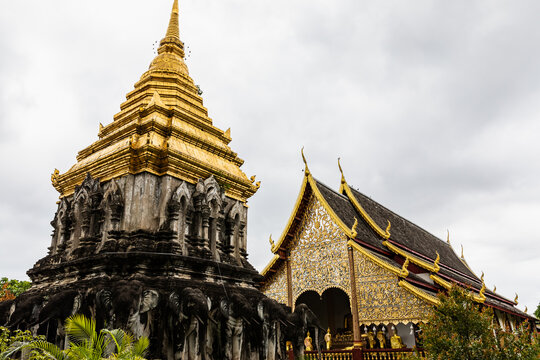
top-left (261, 154), bottom-right (532, 320)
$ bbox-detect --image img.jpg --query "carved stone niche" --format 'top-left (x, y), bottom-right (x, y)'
top-left (50, 198), bottom-right (72, 255)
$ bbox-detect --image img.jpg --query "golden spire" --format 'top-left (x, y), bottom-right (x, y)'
top-left (165, 0), bottom-right (180, 39)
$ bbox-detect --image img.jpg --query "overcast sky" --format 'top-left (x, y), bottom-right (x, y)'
top-left (0, 0), bottom-right (539, 314)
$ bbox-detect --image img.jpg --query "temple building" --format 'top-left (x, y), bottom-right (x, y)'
top-left (260, 153), bottom-right (534, 349)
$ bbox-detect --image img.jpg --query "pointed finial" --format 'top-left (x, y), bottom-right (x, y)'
top-left (446, 229), bottom-right (450, 244)
top-left (461, 244), bottom-right (465, 259)
top-left (225, 128), bottom-right (231, 139)
top-left (400, 258), bottom-right (410, 278)
top-left (524, 306), bottom-right (528, 313)
top-left (351, 217), bottom-right (358, 238)
top-left (384, 220), bottom-right (391, 238)
top-left (514, 293), bottom-right (519, 304)
top-left (250, 175), bottom-right (256, 183)
top-left (166, 0), bottom-right (180, 39)
top-left (51, 169), bottom-right (60, 188)
top-left (493, 285), bottom-right (496, 292)
top-left (433, 252), bottom-right (440, 272)
top-left (301, 147), bottom-right (310, 176)
top-left (480, 271), bottom-right (484, 282)
top-left (338, 157), bottom-right (346, 184)
top-left (269, 235), bottom-right (275, 250)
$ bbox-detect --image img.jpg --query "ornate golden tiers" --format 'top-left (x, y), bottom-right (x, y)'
top-left (51, 0), bottom-right (258, 203)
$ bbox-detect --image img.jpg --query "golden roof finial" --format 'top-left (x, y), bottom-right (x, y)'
top-left (400, 258), bottom-right (409, 278)
top-left (385, 220), bottom-right (391, 238)
top-left (269, 234), bottom-right (275, 250)
top-left (165, 0), bottom-right (180, 40)
top-left (431, 252), bottom-right (440, 273)
top-left (479, 280), bottom-right (486, 300)
top-left (460, 244), bottom-right (465, 259)
top-left (524, 306), bottom-right (528, 313)
top-left (338, 157), bottom-right (346, 185)
top-left (493, 285), bottom-right (496, 292)
top-left (351, 217), bottom-right (358, 238)
top-left (480, 271), bottom-right (484, 283)
top-left (301, 147), bottom-right (310, 176)
top-left (514, 293), bottom-right (519, 304)
top-left (446, 229), bottom-right (450, 245)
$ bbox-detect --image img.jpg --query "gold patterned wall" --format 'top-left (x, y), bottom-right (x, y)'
top-left (289, 195), bottom-right (351, 303)
top-left (261, 263), bottom-right (288, 305)
top-left (354, 252), bottom-right (432, 325)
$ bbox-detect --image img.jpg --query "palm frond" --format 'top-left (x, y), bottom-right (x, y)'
top-left (65, 314), bottom-right (97, 346)
top-left (0, 341), bottom-right (27, 360)
top-left (132, 336), bottom-right (149, 357)
top-left (25, 340), bottom-right (71, 360)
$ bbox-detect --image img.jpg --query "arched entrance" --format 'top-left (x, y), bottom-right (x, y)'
top-left (295, 288), bottom-right (352, 348)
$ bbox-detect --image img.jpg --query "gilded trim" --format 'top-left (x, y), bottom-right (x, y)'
top-left (347, 240), bottom-right (402, 277)
top-left (430, 274), bottom-right (486, 303)
top-left (383, 241), bottom-right (440, 273)
top-left (261, 254), bottom-right (280, 276)
top-left (398, 280), bottom-right (440, 306)
top-left (338, 160), bottom-right (391, 239)
top-left (272, 175), bottom-right (309, 252)
top-left (307, 174), bottom-right (357, 239)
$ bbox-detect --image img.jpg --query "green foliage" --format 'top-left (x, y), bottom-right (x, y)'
top-left (0, 327), bottom-right (47, 360)
top-left (408, 286), bottom-right (540, 360)
top-left (0, 278), bottom-right (31, 299)
top-left (535, 302), bottom-right (540, 319)
top-left (0, 315), bottom-right (149, 360)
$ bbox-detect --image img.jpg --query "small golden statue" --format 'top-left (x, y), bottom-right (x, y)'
top-left (391, 333), bottom-right (404, 349)
top-left (367, 332), bottom-right (376, 349)
top-left (304, 331), bottom-right (313, 351)
top-left (324, 328), bottom-right (332, 350)
top-left (376, 331), bottom-right (386, 348)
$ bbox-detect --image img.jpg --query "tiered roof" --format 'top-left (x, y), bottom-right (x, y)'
top-left (50, 0), bottom-right (259, 203)
top-left (262, 153), bottom-right (531, 320)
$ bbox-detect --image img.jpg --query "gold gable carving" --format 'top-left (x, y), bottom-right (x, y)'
top-left (354, 251), bottom-right (433, 325)
top-left (261, 263), bottom-right (288, 305)
top-left (289, 196), bottom-right (351, 302)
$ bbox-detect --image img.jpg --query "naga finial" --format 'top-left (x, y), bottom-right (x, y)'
top-left (51, 169), bottom-right (60, 187)
top-left (493, 285), bottom-right (496, 292)
top-left (338, 157), bottom-right (346, 184)
top-left (514, 293), bottom-right (519, 304)
top-left (400, 258), bottom-right (410, 278)
top-left (479, 280), bottom-right (486, 300)
top-left (269, 235), bottom-right (275, 250)
top-left (433, 252), bottom-right (440, 272)
top-left (460, 244), bottom-right (465, 259)
top-left (480, 271), bottom-right (484, 283)
top-left (351, 217), bottom-right (358, 238)
top-left (446, 229), bottom-right (450, 245)
top-left (525, 306), bottom-right (528, 313)
top-left (301, 147), bottom-right (310, 176)
top-left (384, 220), bottom-right (391, 238)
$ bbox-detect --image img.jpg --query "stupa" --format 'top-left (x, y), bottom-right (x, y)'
top-left (0, 2), bottom-right (321, 359)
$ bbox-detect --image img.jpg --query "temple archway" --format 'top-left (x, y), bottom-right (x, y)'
top-left (295, 288), bottom-right (352, 348)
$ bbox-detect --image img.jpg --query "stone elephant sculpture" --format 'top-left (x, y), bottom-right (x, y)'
top-left (219, 293), bottom-right (261, 360)
top-left (257, 297), bottom-right (288, 360)
top-left (284, 303), bottom-right (323, 359)
top-left (168, 287), bottom-right (210, 360)
top-left (96, 280), bottom-right (159, 339)
top-left (37, 290), bottom-right (82, 346)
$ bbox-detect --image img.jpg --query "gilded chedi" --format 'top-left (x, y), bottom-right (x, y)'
top-left (51, 0), bottom-right (258, 203)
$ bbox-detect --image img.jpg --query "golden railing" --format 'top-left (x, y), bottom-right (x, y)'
top-left (302, 348), bottom-right (426, 360)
